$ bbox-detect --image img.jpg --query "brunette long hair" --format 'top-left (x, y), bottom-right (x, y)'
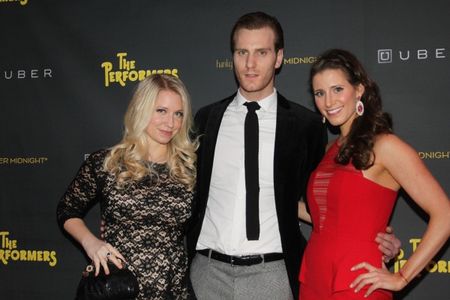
top-left (310, 49), bottom-right (393, 169)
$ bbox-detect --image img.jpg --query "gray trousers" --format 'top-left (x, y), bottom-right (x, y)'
top-left (190, 252), bottom-right (294, 300)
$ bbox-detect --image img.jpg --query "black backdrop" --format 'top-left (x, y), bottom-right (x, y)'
top-left (1, 1), bottom-right (449, 299)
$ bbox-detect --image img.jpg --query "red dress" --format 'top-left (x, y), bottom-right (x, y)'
top-left (299, 142), bottom-right (397, 299)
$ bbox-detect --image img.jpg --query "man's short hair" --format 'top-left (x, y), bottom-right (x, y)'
top-left (230, 11), bottom-right (284, 53)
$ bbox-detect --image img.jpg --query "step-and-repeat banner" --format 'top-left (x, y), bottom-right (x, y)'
top-left (1, 1), bottom-right (448, 299)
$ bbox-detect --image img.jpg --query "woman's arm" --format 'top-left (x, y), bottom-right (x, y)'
top-left (57, 151), bottom-right (126, 274)
top-left (351, 134), bottom-right (450, 296)
top-left (64, 218), bottom-right (125, 276)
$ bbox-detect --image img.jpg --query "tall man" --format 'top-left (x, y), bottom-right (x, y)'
top-left (187, 12), bottom-right (399, 299)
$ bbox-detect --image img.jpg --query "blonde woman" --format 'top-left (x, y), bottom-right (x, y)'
top-left (57, 74), bottom-right (198, 299)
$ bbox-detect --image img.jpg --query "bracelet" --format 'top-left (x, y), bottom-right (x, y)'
top-left (398, 270), bottom-right (409, 284)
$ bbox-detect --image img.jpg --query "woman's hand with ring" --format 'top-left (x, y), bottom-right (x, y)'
top-left (81, 236), bottom-right (126, 276)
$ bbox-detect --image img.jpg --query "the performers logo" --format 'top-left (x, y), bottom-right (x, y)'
top-left (0, 231), bottom-right (57, 267)
top-left (101, 53), bottom-right (179, 87)
top-left (0, 0), bottom-right (28, 6)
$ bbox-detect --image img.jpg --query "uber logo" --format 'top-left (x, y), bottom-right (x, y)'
top-left (378, 49), bottom-right (392, 64)
top-left (377, 48), bottom-right (446, 64)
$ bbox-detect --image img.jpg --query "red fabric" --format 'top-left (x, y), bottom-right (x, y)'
top-left (299, 142), bottom-right (397, 299)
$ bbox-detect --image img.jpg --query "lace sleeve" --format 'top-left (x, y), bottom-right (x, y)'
top-left (56, 150), bottom-right (107, 229)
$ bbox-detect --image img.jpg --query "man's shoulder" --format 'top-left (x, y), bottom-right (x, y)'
top-left (195, 94), bottom-right (235, 116)
top-left (278, 93), bottom-right (321, 123)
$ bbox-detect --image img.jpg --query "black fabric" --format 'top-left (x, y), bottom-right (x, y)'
top-left (188, 93), bottom-right (327, 300)
top-left (76, 262), bottom-right (139, 300)
top-left (58, 150), bottom-right (194, 299)
top-left (243, 101), bottom-right (261, 241)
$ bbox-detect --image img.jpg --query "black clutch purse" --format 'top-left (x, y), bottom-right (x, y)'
top-left (75, 261), bottom-right (139, 300)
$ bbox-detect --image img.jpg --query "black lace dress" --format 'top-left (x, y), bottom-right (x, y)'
top-left (57, 149), bottom-right (194, 299)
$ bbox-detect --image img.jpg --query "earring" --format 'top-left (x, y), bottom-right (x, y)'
top-left (356, 100), bottom-right (364, 116)
top-left (322, 116), bottom-right (326, 124)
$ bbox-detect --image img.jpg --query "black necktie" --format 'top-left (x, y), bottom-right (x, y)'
top-left (244, 101), bottom-right (261, 241)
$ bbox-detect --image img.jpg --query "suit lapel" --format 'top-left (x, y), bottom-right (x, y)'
top-left (200, 93), bottom-right (292, 215)
top-left (273, 94), bottom-right (293, 207)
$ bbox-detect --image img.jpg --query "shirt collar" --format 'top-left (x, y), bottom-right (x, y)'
top-left (235, 88), bottom-right (277, 112)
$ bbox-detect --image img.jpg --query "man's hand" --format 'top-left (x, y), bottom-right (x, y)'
top-left (375, 226), bottom-right (402, 262)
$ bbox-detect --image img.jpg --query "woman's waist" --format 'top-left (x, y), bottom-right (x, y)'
top-left (104, 220), bottom-right (187, 233)
top-left (305, 232), bottom-right (383, 265)
top-left (302, 233), bottom-right (385, 291)
top-left (311, 224), bottom-right (386, 241)
top-left (105, 227), bottom-right (186, 245)
top-left (307, 231), bottom-right (383, 255)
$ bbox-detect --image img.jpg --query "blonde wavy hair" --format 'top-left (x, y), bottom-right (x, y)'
top-left (104, 74), bottom-right (198, 190)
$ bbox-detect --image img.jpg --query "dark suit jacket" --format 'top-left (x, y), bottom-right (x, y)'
top-left (187, 92), bottom-right (327, 299)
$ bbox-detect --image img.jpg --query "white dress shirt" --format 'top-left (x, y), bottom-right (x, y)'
top-left (196, 89), bottom-right (282, 255)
